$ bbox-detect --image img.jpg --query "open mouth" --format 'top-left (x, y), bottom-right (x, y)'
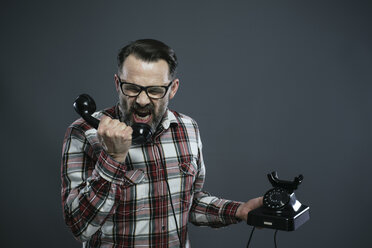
top-left (133, 111), bottom-right (152, 123)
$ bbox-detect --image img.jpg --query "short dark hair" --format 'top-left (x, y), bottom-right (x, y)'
top-left (117, 39), bottom-right (178, 79)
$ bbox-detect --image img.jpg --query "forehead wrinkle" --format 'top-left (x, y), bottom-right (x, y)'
top-left (121, 55), bottom-right (170, 86)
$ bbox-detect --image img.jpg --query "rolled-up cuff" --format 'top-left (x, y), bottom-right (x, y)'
top-left (219, 201), bottom-right (243, 224)
top-left (95, 150), bottom-right (144, 186)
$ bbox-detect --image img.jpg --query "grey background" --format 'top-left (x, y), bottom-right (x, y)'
top-left (1, 0), bottom-right (371, 247)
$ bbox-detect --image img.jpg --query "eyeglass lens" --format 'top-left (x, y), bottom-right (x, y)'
top-left (122, 84), bottom-right (167, 99)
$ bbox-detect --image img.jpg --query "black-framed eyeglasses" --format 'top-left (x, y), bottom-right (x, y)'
top-left (117, 77), bottom-right (173, 99)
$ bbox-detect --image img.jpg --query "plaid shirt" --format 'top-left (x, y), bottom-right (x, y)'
top-left (61, 105), bottom-right (242, 248)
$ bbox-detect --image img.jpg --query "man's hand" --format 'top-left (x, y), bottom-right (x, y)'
top-left (97, 116), bottom-right (133, 163)
top-left (236, 196), bottom-right (263, 222)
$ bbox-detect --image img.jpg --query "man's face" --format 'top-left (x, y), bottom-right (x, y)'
top-left (115, 55), bottom-right (179, 131)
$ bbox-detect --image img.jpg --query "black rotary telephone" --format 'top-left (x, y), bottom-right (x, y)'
top-left (247, 171), bottom-right (310, 231)
top-left (73, 94), bottom-right (153, 145)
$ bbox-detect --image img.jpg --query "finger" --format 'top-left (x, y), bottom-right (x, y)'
top-left (117, 122), bottom-right (128, 131)
top-left (100, 115), bottom-right (112, 125)
top-left (108, 120), bottom-right (120, 130)
top-left (112, 123), bottom-right (128, 138)
top-left (98, 116), bottom-right (112, 132)
top-left (122, 126), bottom-right (133, 141)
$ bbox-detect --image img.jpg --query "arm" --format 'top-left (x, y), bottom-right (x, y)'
top-left (61, 117), bottom-right (133, 241)
top-left (188, 160), bottom-right (243, 227)
top-left (188, 126), bottom-right (263, 227)
top-left (188, 127), bottom-right (243, 228)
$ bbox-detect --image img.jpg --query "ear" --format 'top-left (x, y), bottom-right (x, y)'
top-left (114, 74), bottom-right (120, 93)
top-left (169, 79), bottom-right (179, 100)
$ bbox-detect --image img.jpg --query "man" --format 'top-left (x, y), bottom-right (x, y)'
top-left (61, 39), bottom-right (262, 248)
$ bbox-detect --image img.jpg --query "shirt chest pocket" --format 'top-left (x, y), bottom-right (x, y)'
top-left (175, 160), bottom-right (198, 210)
top-left (179, 160), bottom-right (197, 178)
top-left (178, 159), bottom-right (197, 192)
top-left (117, 170), bottom-right (148, 217)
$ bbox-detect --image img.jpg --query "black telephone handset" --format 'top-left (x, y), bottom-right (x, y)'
top-left (73, 94), bottom-right (152, 145)
top-left (247, 171), bottom-right (310, 231)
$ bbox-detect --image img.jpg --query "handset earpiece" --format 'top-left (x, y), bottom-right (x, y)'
top-left (73, 94), bottom-right (152, 145)
top-left (73, 94), bottom-right (100, 129)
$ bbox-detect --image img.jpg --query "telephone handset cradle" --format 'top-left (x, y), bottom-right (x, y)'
top-left (247, 171), bottom-right (310, 231)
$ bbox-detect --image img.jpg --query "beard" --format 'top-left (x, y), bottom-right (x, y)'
top-left (119, 96), bottom-right (169, 132)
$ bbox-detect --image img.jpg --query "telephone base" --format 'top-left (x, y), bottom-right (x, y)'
top-left (247, 205), bottom-right (310, 231)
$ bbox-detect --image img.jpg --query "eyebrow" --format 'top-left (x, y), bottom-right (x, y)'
top-left (120, 80), bottom-right (172, 87)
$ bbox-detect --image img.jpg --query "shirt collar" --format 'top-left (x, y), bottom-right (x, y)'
top-left (160, 109), bottom-right (178, 130)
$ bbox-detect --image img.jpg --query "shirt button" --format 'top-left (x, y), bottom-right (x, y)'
top-left (162, 225), bottom-right (166, 230)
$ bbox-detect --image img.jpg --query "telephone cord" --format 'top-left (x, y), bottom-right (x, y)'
top-left (162, 163), bottom-right (183, 247)
top-left (246, 227), bottom-right (279, 248)
top-left (246, 226), bottom-right (255, 247)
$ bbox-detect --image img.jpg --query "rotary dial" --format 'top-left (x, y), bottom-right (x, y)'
top-left (263, 188), bottom-right (290, 209)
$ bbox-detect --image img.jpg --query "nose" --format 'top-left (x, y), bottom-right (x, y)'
top-left (135, 90), bottom-right (151, 106)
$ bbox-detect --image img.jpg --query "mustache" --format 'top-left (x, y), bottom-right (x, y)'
top-left (130, 103), bottom-right (154, 114)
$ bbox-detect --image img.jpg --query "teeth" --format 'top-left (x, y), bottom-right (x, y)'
top-left (135, 114), bottom-right (150, 120)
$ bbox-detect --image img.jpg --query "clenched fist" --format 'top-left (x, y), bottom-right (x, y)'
top-left (97, 115), bottom-right (133, 162)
